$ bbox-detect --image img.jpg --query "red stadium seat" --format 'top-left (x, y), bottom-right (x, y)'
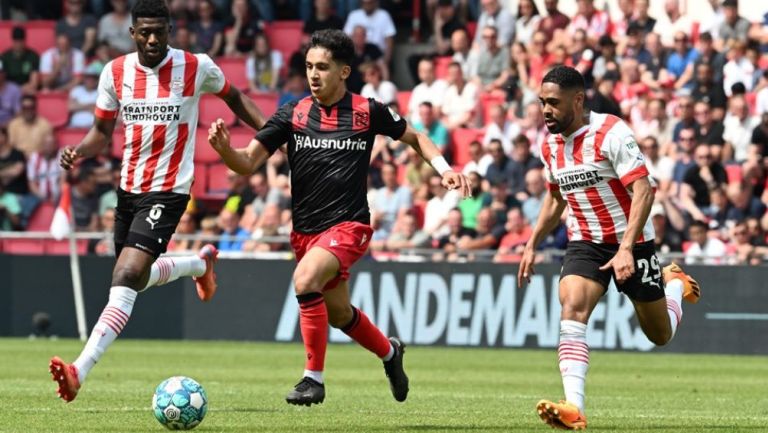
top-left (194, 129), bottom-right (220, 163)
top-left (228, 126), bottom-right (256, 149)
top-left (249, 91), bottom-right (279, 119)
top-left (396, 91), bottom-right (412, 113)
top-left (0, 23), bottom-right (13, 54)
top-left (725, 164), bottom-right (743, 184)
top-left (450, 128), bottom-right (484, 168)
top-left (26, 202), bottom-right (56, 231)
top-left (45, 239), bottom-right (88, 255)
top-left (24, 21), bottom-right (57, 55)
top-left (215, 57), bottom-right (249, 91)
top-left (37, 92), bottom-right (70, 128)
top-left (263, 21), bottom-right (303, 73)
top-left (55, 128), bottom-right (88, 148)
top-left (191, 164), bottom-right (208, 198)
top-left (1, 239), bottom-right (45, 255)
top-left (479, 93), bottom-right (506, 124)
top-left (434, 56), bottom-right (453, 80)
top-left (206, 162), bottom-right (231, 196)
top-left (198, 93), bottom-right (237, 127)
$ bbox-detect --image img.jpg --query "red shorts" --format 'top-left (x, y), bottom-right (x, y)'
top-left (290, 221), bottom-right (373, 291)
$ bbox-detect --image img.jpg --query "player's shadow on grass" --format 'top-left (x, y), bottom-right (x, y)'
top-left (593, 426), bottom-right (767, 431)
top-left (214, 407), bottom-right (279, 413)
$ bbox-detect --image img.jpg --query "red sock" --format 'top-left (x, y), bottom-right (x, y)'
top-left (341, 306), bottom-right (392, 358)
top-left (297, 293), bottom-right (328, 371)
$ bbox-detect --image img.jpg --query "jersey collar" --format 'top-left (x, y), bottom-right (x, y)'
top-left (135, 47), bottom-right (174, 71)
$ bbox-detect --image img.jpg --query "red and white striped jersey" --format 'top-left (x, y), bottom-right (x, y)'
top-left (94, 48), bottom-right (231, 194)
top-left (541, 112), bottom-right (655, 244)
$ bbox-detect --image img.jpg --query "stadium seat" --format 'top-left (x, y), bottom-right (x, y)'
top-left (215, 57), bottom-right (249, 91)
top-left (450, 128), bottom-right (484, 167)
top-left (26, 202), bottom-right (56, 231)
top-left (191, 165), bottom-right (208, 198)
top-left (249, 91), bottom-right (279, 119)
top-left (479, 93), bottom-right (506, 124)
top-left (44, 239), bottom-right (88, 255)
top-left (396, 91), bottom-right (412, 113)
top-left (0, 20), bottom-right (56, 55)
top-left (434, 56), bottom-right (453, 80)
top-left (725, 164), bottom-right (743, 184)
top-left (1, 239), bottom-right (45, 255)
top-left (206, 162), bottom-right (231, 196)
top-left (55, 128), bottom-right (88, 148)
top-left (194, 129), bottom-right (221, 163)
top-left (37, 92), bottom-right (70, 128)
top-left (198, 94), bottom-right (237, 127)
top-left (263, 21), bottom-right (303, 73)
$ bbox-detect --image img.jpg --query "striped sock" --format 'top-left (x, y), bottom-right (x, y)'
top-left (143, 256), bottom-right (206, 291)
top-left (558, 320), bottom-right (589, 413)
top-left (341, 306), bottom-right (393, 360)
top-left (297, 293), bottom-right (328, 382)
top-left (73, 286), bottom-right (137, 383)
top-left (665, 279), bottom-right (684, 339)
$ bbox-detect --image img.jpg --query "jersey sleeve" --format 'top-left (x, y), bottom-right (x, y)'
top-left (198, 54), bottom-right (231, 97)
top-left (601, 124), bottom-right (650, 187)
top-left (538, 144), bottom-right (559, 192)
top-left (371, 99), bottom-right (407, 140)
top-left (255, 103), bottom-right (293, 154)
top-left (94, 62), bottom-right (120, 120)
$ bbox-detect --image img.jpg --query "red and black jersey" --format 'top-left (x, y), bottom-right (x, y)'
top-left (256, 92), bottom-right (407, 234)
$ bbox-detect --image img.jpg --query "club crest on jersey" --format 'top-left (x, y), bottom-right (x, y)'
top-left (354, 111), bottom-right (369, 128)
top-left (171, 78), bottom-right (184, 92)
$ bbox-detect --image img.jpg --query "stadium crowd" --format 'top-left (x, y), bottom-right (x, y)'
top-left (0, 0), bottom-right (767, 265)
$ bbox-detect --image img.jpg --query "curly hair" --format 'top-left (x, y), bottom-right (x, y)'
top-left (542, 65), bottom-right (585, 91)
top-left (131, 0), bottom-right (170, 23)
top-left (309, 29), bottom-right (354, 66)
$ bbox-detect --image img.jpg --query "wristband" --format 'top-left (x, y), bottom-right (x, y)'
top-left (430, 156), bottom-right (451, 176)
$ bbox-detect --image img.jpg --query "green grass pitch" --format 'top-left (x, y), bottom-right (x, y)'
top-left (1, 338), bottom-right (766, 432)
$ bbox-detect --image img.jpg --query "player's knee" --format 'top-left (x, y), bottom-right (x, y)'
top-left (560, 304), bottom-right (589, 323)
top-left (327, 305), bottom-right (354, 328)
top-left (293, 269), bottom-right (323, 295)
top-left (112, 265), bottom-right (148, 289)
top-left (648, 329), bottom-right (672, 346)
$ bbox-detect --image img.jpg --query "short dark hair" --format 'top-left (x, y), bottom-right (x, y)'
top-left (132, 0), bottom-right (170, 23)
top-left (11, 26), bottom-right (25, 41)
top-left (690, 220), bottom-right (708, 231)
top-left (309, 29), bottom-right (354, 66)
top-left (542, 65), bottom-right (586, 91)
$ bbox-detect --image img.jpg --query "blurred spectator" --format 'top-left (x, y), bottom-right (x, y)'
top-left (88, 42), bottom-right (113, 74)
top-left (343, 0), bottom-right (396, 64)
top-left (717, 0), bottom-right (750, 49)
top-left (495, 208), bottom-right (531, 260)
top-left (457, 171), bottom-right (487, 229)
top-left (449, 28), bottom-right (472, 76)
top-left (628, 0), bottom-right (656, 35)
top-left (726, 182), bottom-right (766, 224)
top-left (592, 35), bottom-right (619, 82)
top-left (722, 40), bottom-right (754, 96)
top-left (68, 63), bottom-right (100, 128)
top-left (224, 0), bottom-right (263, 57)
top-left (640, 136), bottom-right (674, 193)
top-left (751, 112), bottom-right (768, 153)
top-left (483, 103), bottom-right (518, 152)
top-left (432, 0), bottom-right (464, 56)
top-left (348, 26), bottom-right (386, 93)
top-left (0, 27), bottom-right (40, 94)
top-left (168, 211), bottom-right (198, 253)
top-left (528, 31), bottom-right (552, 87)
top-left (79, 142), bottom-right (120, 196)
top-left (587, 73), bottom-right (621, 118)
top-left (246, 203), bottom-right (288, 252)
top-left (57, 0), bottom-right (97, 56)
top-left (97, 164), bottom-right (120, 216)
top-left (468, 25), bottom-right (509, 93)
top-left (515, 0), bottom-right (540, 46)
top-left (566, 0), bottom-right (609, 45)
top-left (730, 221), bottom-right (768, 265)
top-left (384, 212), bottom-right (431, 251)
top-left (654, 0), bottom-right (694, 48)
top-left (89, 207), bottom-right (116, 256)
top-left (217, 208), bottom-right (250, 251)
top-left (173, 27), bottom-right (196, 52)
top-left (241, 172), bottom-right (272, 229)
top-left (724, 95), bottom-right (759, 163)
top-left (412, 102), bottom-right (448, 153)
top-left (403, 147), bottom-right (434, 191)
top-left (194, 216), bottom-right (220, 252)
top-left (246, 33), bottom-right (282, 93)
top-left (651, 199), bottom-right (684, 253)
top-left (521, 168), bottom-right (545, 225)
top-left (520, 101), bottom-right (547, 155)
top-left (672, 96), bottom-right (697, 143)
top-left (671, 126), bottom-right (697, 191)
top-left (483, 181), bottom-right (520, 225)
top-left (303, 0), bottom-right (344, 37)
top-left (484, 138), bottom-right (516, 190)
top-left (614, 59), bottom-right (646, 116)
top-left (408, 57), bottom-right (447, 124)
top-left (0, 126), bottom-right (28, 202)
top-left (537, 0), bottom-right (569, 45)
top-left (71, 168), bottom-right (99, 231)
top-left (565, 29), bottom-right (595, 87)
top-left (222, 169), bottom-right (256, 218)
top-left (0, 180), bottom-right (21, 230)
top-left (423, 174), bottom-right (459, 237)
top-left (501, 42), bottom-right (531, 101)
top-left (639, 32), bottom-right (669, 90)
top-left (8, 95), bottom-right (53, 158)
top-left (0, 62), bottom-right (21, 127)
top-left (691, 64), bottom-right (727, 120)
top-left (473, 0), bottom-right (515, 49)
top-left (169, 0), bottom-right (199, 27)
top-left (27, 133), bottom-right (62, 204)
top-left (370, 162), bottom-right (412, 242)
top-left (666, 31), bottom-right (697, 89)
top-left (685, 220), bottom-right (726, 264)
top-left (278, 72), bottom-right (310, 107)
top-left (98, 0), bottom-right (132, 56)
top-left (436, 208), bottom-right (475, 257)
top-left (40, 33), bottom-right (85, 92)
top-left (190, 0), bottom-right (225, 57)
top-left (360, 62), bottom-right (397, 105)
top-left (509, 134), bottom-right (542, 197)
top-left (634, 98), bottom-right (673, 149)
top-left (694, 101), bottom-right (724, 151)
top-left (756, 71), bottom-right (768, 116)
top-left (462, 140), bottom-right (492, 177)
top-left (622, 24), bottom-right (652, 68)
top-left (680, 144), bottom-right (727, 222)
top-left (693, 32), bottom-right (725, 84)
top-left (703, 186), bottom-right (730, 230)
top-left (440, 62), bottom-right (478, 129)
top-left (456, 207), bottom-right (505, 251)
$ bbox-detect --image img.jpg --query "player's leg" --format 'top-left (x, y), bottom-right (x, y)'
top-left (324, 281), bottom-right (408, 402)
top-left (285, 246), bottom-right (339, 406)
top-left (143, 244), bottom-right (219, 301)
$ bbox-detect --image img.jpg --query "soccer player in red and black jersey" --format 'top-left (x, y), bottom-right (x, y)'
top-left (208, 29), bottom-right (472, 406)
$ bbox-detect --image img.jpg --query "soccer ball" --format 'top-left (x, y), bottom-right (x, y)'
top-left (152, 376), bottom-right (208, 430)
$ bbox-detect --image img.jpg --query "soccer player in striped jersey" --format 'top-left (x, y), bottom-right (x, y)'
top-left (49, 0), bottom-right (266, 402)
top-left (208, 29), bottom-right (472, 406)
top-left (518, 66), bottom-right (701, 430)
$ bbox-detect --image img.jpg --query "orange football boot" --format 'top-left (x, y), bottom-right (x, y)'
top-left (536, 399), bottom-right (587, 430)
top-left (193, 244), bottom-right (219, 301)
top-left (49, 356), bottom-right (80, 402)
top-left (662, 262), bottom-right (701, 303)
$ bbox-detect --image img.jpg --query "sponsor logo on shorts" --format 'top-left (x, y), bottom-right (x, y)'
top-left (329, 239), bottom-right (339, 247)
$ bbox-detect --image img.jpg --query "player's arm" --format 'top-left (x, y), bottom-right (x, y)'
top-left (219, 85), bottom-right (267, 131)
top-left (208, 119), bottom-right (270, 175)
top-left (518, 188), bottom-right (567, 286)
top-left (60, 117), bottom-right (117, 170)
top-left (398, 125), bottom-right (472, 198)
top-left (617, 176), bottom-right (654, 251)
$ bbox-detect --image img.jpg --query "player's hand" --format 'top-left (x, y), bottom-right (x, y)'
top-left (517, 246), bottom-right (536, 287)
top-left (599, 248), bottom-right (635, 285)
top-left (208, 119), bottom-right (231, 153)
top-left (59, 147), bottom-right (80, 170)
top-left (441, 171), bottom-right (472, 198)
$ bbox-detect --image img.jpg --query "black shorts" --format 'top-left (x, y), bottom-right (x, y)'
top-left (560, 240), bottom-right (664, 302)
top-left (114, 189), bottom-right (189, 259)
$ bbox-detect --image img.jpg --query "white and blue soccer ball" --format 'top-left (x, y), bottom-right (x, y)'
top-left (152, 376), bottom-right (208, 430)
